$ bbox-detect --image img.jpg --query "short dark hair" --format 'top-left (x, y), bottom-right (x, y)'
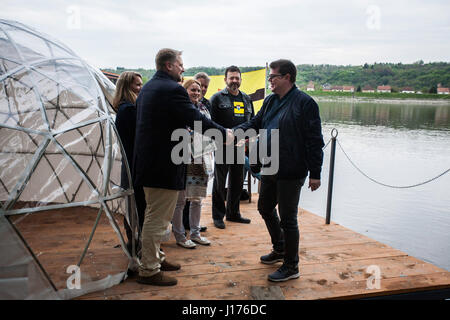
top-left (155, 48), bottom-right (182, 71)
top-left (269, 59), bottom-right (297, 83)
top-left (224, 65), bottom-right (241, 78)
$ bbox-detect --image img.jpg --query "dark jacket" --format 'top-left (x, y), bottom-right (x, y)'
top-left (200, 97), bottom-right (211, 112)
top-left (210, 88), bottom-right (254, 128)
top-left (210, 88), bottom-right (254, 164)
top-left (235, 86), bottom-right (324, 180)
top-left (133, 70), bottom-right (226, 190)
top-left (115, 100), bottom-right (136, 189)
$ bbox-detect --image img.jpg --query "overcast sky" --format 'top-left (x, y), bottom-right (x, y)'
top-left (2, 0), bottom-right (450, 69)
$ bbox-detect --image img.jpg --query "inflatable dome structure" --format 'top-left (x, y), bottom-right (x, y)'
top-left (0, 19), bottom-right (138, 299)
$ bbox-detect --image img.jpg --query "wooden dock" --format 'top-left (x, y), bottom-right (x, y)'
top-left (11, 195), bottom-right (450, 300)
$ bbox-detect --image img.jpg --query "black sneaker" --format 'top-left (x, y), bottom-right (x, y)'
top-left (268, 264), bottom-right (300, 282)
top-left (213, 219), bottom-right (226, 229)
top-left (260, 250), bottom-right (285, 264)
top-left (226, 215), bottom-right (251, 224)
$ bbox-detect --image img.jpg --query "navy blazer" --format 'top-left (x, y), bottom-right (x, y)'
top-left (133, 70), bottom-right (226, 190)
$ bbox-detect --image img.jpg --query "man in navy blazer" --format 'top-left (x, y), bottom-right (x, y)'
top-left (133, 48), bottom-right (232, 286)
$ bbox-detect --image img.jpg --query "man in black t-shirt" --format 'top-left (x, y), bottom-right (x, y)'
top-left (210, 66), bottom-right (254, 229)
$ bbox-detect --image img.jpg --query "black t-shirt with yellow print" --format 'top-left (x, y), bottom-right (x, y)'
top-left (210, 91), bottom-right (252, 129)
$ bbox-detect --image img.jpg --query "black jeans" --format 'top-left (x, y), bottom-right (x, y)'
top-left (212, 163), bottom-right (244, 220)
top-left (257, 174), bottom-right (305, 268)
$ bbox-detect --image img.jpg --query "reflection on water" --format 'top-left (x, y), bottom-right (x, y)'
top-left (318, 100), bottom-right (450, 130)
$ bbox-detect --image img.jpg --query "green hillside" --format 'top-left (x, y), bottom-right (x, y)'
top-left (296, 61), bottom-right (450, 93)
top-left (103, 61), bottom-right (450, 94)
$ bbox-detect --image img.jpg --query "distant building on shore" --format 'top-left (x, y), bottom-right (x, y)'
top-left (306, 81), bottom-right (315, 91)
top-left (401, 87), bottom-right (415, 94)
top-left (332, 85), bottom-right (343, 92)
top-left (362, 85), bottom-right (375, 93)
top-left (377, 85), bottom-right (392, 93)
top-left (343, 86), bottom-right (355, 93)
top-left (322, 83), bottom-right (332, 92)
top-left (437, 84), bottom-right (450, 94)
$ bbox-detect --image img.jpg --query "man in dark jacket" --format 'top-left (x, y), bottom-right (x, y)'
top-left (133, 48), bottom-right (232, 286)
top-left (235, 59), bottom-right (324, 282)
top-left (210, 66), bottom-right (254, 229)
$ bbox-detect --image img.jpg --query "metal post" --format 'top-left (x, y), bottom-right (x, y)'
top-left (326, 128), bottom-right (338, 224)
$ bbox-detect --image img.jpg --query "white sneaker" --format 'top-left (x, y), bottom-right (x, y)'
top-left (191, 236), bottom-right (211, 246)
top-left (176, 239), bottom-right (196, 249)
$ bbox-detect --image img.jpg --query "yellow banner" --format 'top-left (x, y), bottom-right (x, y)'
top-left (186, 68), bottom-right (266, 113)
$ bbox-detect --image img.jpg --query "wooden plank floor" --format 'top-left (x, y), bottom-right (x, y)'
top-left (11, 195), bottom-right (450, 300)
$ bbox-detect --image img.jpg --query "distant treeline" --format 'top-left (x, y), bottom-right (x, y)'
top-left (103, 66), bottom-right (263, 84)
top-left (103, 61), bottom-right (450, 93)
top-left (296, 61), bottom-right (450, 93)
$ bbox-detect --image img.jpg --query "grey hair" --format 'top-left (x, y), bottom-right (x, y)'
top-left (193, 72), bottom-right (211, 82)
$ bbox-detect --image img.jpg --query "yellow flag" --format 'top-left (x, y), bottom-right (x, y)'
top-left (186, 68), bottom-right (266, 113)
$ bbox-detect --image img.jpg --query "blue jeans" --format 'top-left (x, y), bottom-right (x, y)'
top-left (257, 175), bottom-right (305, 268)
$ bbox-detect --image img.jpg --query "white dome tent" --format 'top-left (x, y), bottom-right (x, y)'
top-left (0, 19), bottom-right (138, 299)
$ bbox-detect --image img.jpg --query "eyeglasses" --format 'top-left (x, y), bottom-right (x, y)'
top-left (268, 73), bottom-right (284, 80)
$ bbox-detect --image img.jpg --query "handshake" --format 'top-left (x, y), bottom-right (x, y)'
top-left (224, 129), bottom-right (254, 146)
top-left (225, 128), bottom-right (234, 145)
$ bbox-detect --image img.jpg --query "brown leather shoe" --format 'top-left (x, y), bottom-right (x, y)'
top-left (160, 260), bottom-right (181, 271)
top-left (137, 272), bottom-right (177, 286)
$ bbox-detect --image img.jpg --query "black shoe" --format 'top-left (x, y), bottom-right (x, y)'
top-left (240, 189), bottom-right (250, 201)
top-left (200, 226), bottom-right (207, 232)
top-left (260, 250), bottom-right (285, 264)
top-left (126, 268), bottom-right (138, 278)
top-left (226, 215), bottom-right (251, 224)
top-left (213, 219), bottom-right (226, 229)
top-left (268, 264), bottom-right (300, 282)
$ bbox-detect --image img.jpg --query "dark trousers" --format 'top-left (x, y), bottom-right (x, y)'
top-left (257, 174), bottom-right (305, 268)
top-left (183, 200), bottom-right (190, 229)
top-left (212, 163), bottom-right (244, 220)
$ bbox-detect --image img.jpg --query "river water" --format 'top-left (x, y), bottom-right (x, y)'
top-left (300, 99), bottom-right (450, 271)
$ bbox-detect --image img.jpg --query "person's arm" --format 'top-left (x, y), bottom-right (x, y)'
top-left (249, 98), bottom-right (255, 119)
top-left (171, 86), bottom-right (232, 143)
top-left (233, 95), bottom-right (271, 132)
top-left (209, 93), bottom-right (220, 123)
top-left (301, 98), bottom-right (325, 189)
top-left (115, 103), bottom-right (136, 163)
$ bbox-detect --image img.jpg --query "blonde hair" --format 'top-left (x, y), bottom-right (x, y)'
top-left (112, 71), bottom-right (142, 112)
top-left (183, 79), bottom-right (201, 90)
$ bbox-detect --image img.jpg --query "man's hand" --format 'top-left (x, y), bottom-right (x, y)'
top-left (308, 179), bottom-right (321, 191)
top-left (225, 129), bottom-right (234, 145)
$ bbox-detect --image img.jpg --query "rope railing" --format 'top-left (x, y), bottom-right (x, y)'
top-left (324, 128), bottom-right (450, 224)
top-left (336, 140), bottom-right (450, 189)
